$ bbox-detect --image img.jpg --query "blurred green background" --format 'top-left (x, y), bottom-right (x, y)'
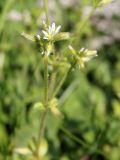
top-left (0, 0), bottom-right (120, 159)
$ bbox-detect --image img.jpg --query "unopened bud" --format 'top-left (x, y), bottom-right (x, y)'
top-left (21, 32), bottom-right (35, 42)
top-left (54, 32), bottom-right (70, 41)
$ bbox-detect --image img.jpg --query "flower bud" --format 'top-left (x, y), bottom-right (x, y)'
top-left (54, 32), bottom-right (70, 41)
top-left (33, 102), bottom-right (45, 110)
top-left (21, 32), bottom-right (35, 42)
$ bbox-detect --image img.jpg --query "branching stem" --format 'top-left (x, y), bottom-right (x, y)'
top-left (36, 0), bottom-right (49, 157)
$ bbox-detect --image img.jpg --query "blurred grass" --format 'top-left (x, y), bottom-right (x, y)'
top-left (0, 0), bottom-right (120, 159)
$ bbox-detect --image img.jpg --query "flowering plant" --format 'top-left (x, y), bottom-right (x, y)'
top-left (19, 0), bottom-right (113, 159)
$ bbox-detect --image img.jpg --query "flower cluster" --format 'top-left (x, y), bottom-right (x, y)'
top-left (22, 22), bottom-right (70, 56)
top-left (22, 22), bottom-right (97, 68)
top-left (68, 45), bottom-right (97, 69)
top-left (22, 22), bottom-right (97, 67)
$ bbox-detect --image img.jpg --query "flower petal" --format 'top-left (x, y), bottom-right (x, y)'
top-left (52, 22), bottom-right (56, 32)
top-left (43, 36), bottom-right (48, 40)
top-left (55, 25), bottom-right (61, 34)
top-left (82, 57), bottom-right (91, 62)
top-left (36, 34), bottom-right (40, 40)
top-left (42, 30), bottom-right (48, 37)
top-left (79, 48), bottom-right (85, 53)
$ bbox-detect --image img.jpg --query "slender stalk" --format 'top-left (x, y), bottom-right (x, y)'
top-left (36, 66), bottom-right (72, 156)
top-left (44, 55), bottom-right (49, 104)
top-left (36, 55), bottom-right (49, 157)
top-left (36, 55), bottom-right (49, 150)
top-left (48, 71), bottom-right (56, 98)
top-left (71, 6), bottom-right (97, 45)
top-left (59, 80), bottom-right (79, 106)
top-left (78, 7), bottom-right (96, 32)
top-left (43, 0), bottom-right (49, 25)
top-left (52, 65), bottom-right (72, 98)
top-left (52, 71), bottom-right (68, 98)
top-left (60, 126), bottom-right (106, 158)
top-left (36, 109), bottom-right (48, 155)
top-left (36, 0), bottom-right (50, 157)
top-left (60, 126), bottom-right (89, 148)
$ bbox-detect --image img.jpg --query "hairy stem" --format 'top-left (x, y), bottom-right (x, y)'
top-left (36, 0), bottom-right (49, 157)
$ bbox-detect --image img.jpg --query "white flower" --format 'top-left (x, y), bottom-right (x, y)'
top-left (42, 22), bottom-right (61, 41)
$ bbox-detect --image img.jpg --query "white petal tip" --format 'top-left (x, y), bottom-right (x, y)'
top-left (68, 45), bottom-right (73, 50)
top-left (36, 34), bottom-right (40, 40)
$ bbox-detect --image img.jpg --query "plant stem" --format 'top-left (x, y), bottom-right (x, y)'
top-left (36, 109), bottom-right (48, 154)
top-left (71, 6), bottom-right (97, 45)
top-left (43, 0), bottom-right (49, 25)
top-left (59, 80), bottom-right (79, 106)
top-left (44, 55), bottom-right (49, 104)
top-left (37, 55), bottom-right (49, 145)
top-left (60, 126), bottom-right (89, 148)
top-left (60, 126), bottom-right (106, 157)
top-left (52, 65), bottom-right (72, 98)
top-left (36, 55), bottom-right (49, 157)
top-left (48, 71), bottom-right (56, 98)
top-left (36, 0), bottom-right (49, 156)
top-left (52, 71), bottom-right (68, 98)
